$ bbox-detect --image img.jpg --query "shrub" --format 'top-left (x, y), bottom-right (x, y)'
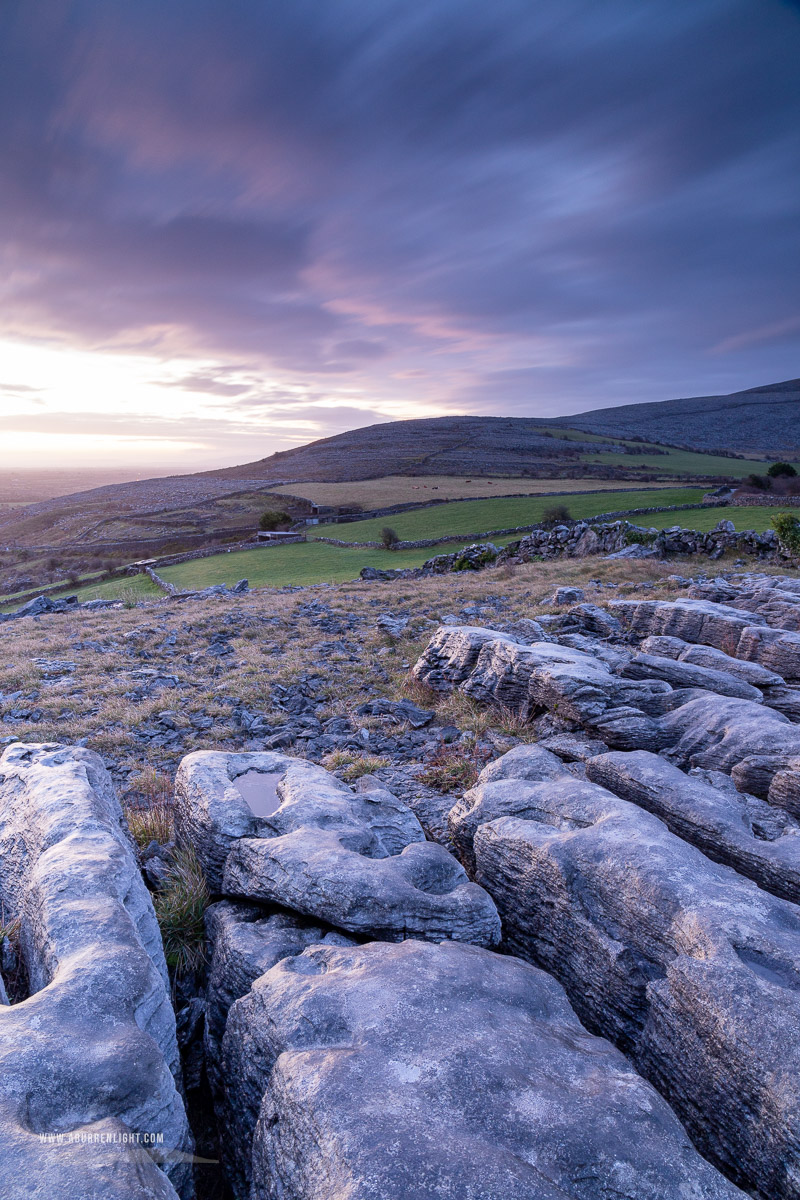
top-left (258, 509), bottom-right (291, 531)
top-left (380, 526), bottom-right (400, 550)
top-left (772, 512), bottom-right (800, 556)
top-left (767, 462), bottom-right (797, 478)
top-left (746, 474), bottom-right (770, 490)
top-left (539, 504), bottom-right (571, 527)
top-left (154, 845), bottom-right (208, 976)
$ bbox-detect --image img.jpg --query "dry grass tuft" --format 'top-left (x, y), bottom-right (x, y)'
top-left (154, 845), bottom-right (209, 977)
top-left (418, 744), bottom-right (488, 793)
top-left (124, 766), bottom-right (175, 847)
top-left (322, 749), bottom-right (391, 781)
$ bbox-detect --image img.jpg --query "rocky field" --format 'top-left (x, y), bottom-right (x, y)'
top-left (2, 552), bottom-right (800, 1198)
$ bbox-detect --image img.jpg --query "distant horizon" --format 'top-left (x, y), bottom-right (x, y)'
top-left (2, 1), bottom-right (798, 469)
top-left (0, 369), bottom-right (798, 473)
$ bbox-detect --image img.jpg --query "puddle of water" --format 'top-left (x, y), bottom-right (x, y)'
top-left (233, 770), bottom-right (283, 818)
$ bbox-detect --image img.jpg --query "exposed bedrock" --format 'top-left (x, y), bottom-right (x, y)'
top-left (611, 597), bottom-right (766, 655)
top-left (639, 634), bottom-right (784, 685)
top-left (450, 745), bottom-right (572, 872)
top-left (176, 750), bottom-right (500, 946)
top-left (203, 901), bottom-right (354, 1115)
top-left (413, 626), bottom-right (671, 750)
top-left (473, 776), bottom-right (800, 1200)
top-left (223, 826), bottom-right (500, 945)
top-left (660, 693), bottom-right (800, 812)
top-left (0, 742), bottom-right (193, 1199)
top-left (220, 938), bottom-right (744, 1200)
top-left (586, 749), bottom-right (800, 904)
top-left (620, 651), bottom-right (763, 700)
top-left (614, 597), bottom-right (800, 680)
top-left (638, 634), bottom-right (800, 719)
top-left (736, 625), bottom-right (800, 681)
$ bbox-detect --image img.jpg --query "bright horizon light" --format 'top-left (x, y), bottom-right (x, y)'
top-left (0, 337), bottom-right (422, 470)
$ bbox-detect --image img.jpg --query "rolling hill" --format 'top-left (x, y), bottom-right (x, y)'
top-left (551, 378), bottom-right (800, 458)
top-left (210, 417), bottom-right (629, 483)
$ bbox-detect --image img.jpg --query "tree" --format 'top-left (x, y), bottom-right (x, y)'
top-left (767, 462), bottom-right (797, 478)
top-left (380, 526), bottom-right (400, 549)
top-left (540, 504), bottom-right (572, 527)
top-left (259, 509), bottom-right (291, 531)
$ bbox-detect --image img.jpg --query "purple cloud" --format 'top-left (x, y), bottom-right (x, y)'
top-left (0, 0), bottom-right (797, 434)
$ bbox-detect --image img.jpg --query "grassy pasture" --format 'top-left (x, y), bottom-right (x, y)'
top-left (637, 506), bottom-right (792, 533)
top-left (50, 486), bottom-right (706, 598)
top-left (281, 476), bottom-right (670, 509)
top-left (585, 448), bottom-right (799, 477)
top-left (316, 487), bottom-right (706, 543)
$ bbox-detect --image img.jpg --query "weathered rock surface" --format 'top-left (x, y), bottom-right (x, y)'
top-left (203, 901), bottom-right (353, 1093)
top-left (223, 825), bottom-right (500, 945)
top-left (450, 746), bottom-right (575, 872)
top-left (586, 749), bottom-right (800, 904)
top-left (414, 626), bottom-right (670, 749)
top-left (476, 741), bottom-right (566, 785)
top-left (473, 774), bottom-right (800, 1200)
top-left (736, 625), bottom-right (800, 681)
top-left (620, 651), bottom-right (763, 700)
top-left (660, 693), bottom-right (800, 810)
top-left (175, 750), bottom-right (304, 891)
top-left (0, 742), bottom-right (192, 1199)
top-left (643, 636), bottom-right (785, 686)
top-left (220, 938), bottom-right (745, 1200)
top-left (178, 750), bottom-right (500, 945)
top-left (612, 596), bottom-right (767, 654)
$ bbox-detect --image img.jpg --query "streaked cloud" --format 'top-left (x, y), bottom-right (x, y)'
top-left (0, 0), bottom-right (798, 466)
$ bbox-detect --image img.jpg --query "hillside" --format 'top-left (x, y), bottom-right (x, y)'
top-left (552, 378), bottom-right (800, 457)
top-left (210, 416), bottom-right (630, 483)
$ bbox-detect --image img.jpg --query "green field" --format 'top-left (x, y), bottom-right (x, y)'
top-left (535, 426), bottom-right (797, 477)
top-left (585, 448), bottom-right (798, 477)
top-left (159, 542), bottom-right (499, 590)
top-left (316, 487), bottom-right (706, 543)
top-left (35, 492), bottom-right (789, 603)
top-left (637, 506), bottom-right (790, 533)
top-left (43, 486), bottom-right (706, 599)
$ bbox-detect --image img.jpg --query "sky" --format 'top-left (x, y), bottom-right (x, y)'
top-left (1, 0), bottom-right (799, 471)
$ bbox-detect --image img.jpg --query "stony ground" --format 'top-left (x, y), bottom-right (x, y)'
top-left (3, 554), bottom-right (796, 817)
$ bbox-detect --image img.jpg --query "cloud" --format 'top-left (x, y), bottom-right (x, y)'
top-left (0, 0), bottom-right (798, 460)
top-left (0, 382), bottom-right (43, 394)
top-left (156, 371), bottom-right (254, 397)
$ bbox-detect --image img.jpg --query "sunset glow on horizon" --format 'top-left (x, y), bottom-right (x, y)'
top-left (1, 1), bottom-right (798, 469)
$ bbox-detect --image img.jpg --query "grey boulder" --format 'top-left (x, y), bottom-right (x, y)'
top-left (223, 826), bottom-right (500, 946)
top-left (220, 938), bottom-right (744, 1200)
top-left (474, 775), bottom-right (800, 1200)
top-left (0, 743), bottom-right (192, 1199)
top-left (586, 749), bottom-right (800, 904)
top-left (612, 596), bottom-right (765, 655)
top-left (177, 751), bottom-right (500, 946)
top-left (203, 900), bottom-right (353, 1095)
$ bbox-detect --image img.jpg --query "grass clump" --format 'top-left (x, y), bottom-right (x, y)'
top-left (418, 744), bottom-right (485, 793)
top-left (124, 766), bottom-right (175, 847)
top-left (154, 845), bottom-right (208, 976)
top-left (322, 749), bottom-right (391, 781)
